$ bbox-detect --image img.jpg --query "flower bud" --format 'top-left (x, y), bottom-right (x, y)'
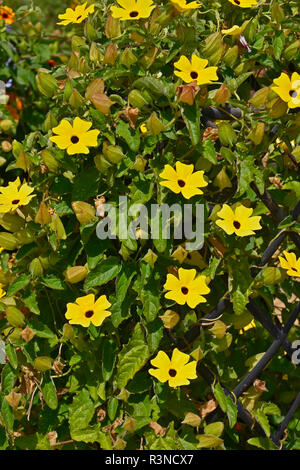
top-left (128, 90), bottom-right (149, 109)
top-left (1, 141), bottom-right (12, 153)
top-left (6, 306), bottom-right (25, 328)
top-left (42, 111), bottom-right (58, 133)
top-left (42, 149), bottom-right (60, 173)
top-left (217, 122), bottom-right (237, 147)
top-left (35, 201), bottom-right (51, 226)
top-left (94, 154), bottom-right (112, 173)
top-left (63, 79), bottom-right (73, 102)
top-left (105, 14), bottom-right (121, 38)
top-left (142, 249), bottom-right (157, 267)
top-left (5, 391), bottom-right (22, 409)
top-left (159, 310), bottom-right (180, 329)
top-left (85, 21), bottom-right (97, 41)
top-left (29, 258), bottom-right (44, 278)
top-left (148, 112), bottom-right (164, 136)
top-left (68, 52), bottom-right (80, 71)
top-left (132, 155), bottom-right (146, 172)
top-left (0, 213), bottom-right (24, 232)
top-left (89, 41), bottom-right (101, 63)
top-left (64, 266), bottom-right (88, 284)
top-left (103, 43), bottom-right (118, 66)
top-left (103, 143), bottom-right (125, 163)
top-left (202, 32), bottom-right (223, 64)
top-left (72, 201), bottom-right (96, 225)
top-left (0, 232), bottom-right (19, 250)
top-left (120, 48), bottom-right (137, 68)
top-left (271, 2), bottom-right (285, 24)
top-left (0, 119), bottom-right (13, 132)
top-left (69, 89), bottom-right (84, 109)
top-left (34, 356), bottom-right (53, 372)
top-left (36, 71), bottom-right (58, 98)
top-left (213, 167), bottom-right (232, 191)
top-left (209, 320), bottom-right (227, 339)
top-left (223, 46), bottom-right (239, 67)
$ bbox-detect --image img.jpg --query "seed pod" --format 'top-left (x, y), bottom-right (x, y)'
top-left (89, 41), bottom-right (101, 63)
top-left (103, 143), bottom-right (125, 164)
top-left (0, 232), bottom-right (19, 250)
top-left (132, 155), bottom-right (146, 172)
top-left (85, 21), bottom-right (97, 41)
top-left (34, 356), bottom-right (53, 372)
top-left (50, 214), bottom-right (67, 240)
top-left (1, 141), bottom-right (11, 153)
top-left (148, 112), bottom-right (164, 136)
top-left (142, 249), bottom-right (157, 267)
top-left (72, 201), bottom-right (96, 225)
top-left (105, 13), bottom-right (121, 38)
top-left (36, 71), bottom-right (58, 98)
top-left (42, 149), bottom-right (60, 173)
top-left (103, 43), bottom-right (118, 66)
top-left (6, 306), bottom-right (25, 328)
top-left (249, 87), bottom-right (270, 108)
top-left (29, 258), bottom-right (44, 278)
top-left (68, 52), bottom-right (80, 71)
top-left (64, 266), bottom-right (88, 284)
top-left (120, 48), bottom-right (137, 68)
top-left (94, 154), bottom-right (112, 173)
top-left (159, 310), bottom-right (180, 329)
top-left (35, 201), bottom-right (51, 226)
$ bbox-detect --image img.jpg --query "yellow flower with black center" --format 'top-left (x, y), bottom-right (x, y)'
top-left (228, 0), bottom-right (258, 7)
top-left (159, 162), bottom-right (208, 199)
top-left (110, 0), bottom-right (155, 21)
top-left (164, 267), bottom-right (210, 308)
top-left (0, 6), bottom-right (15, 24)
top-left (271, 72), bottom-right (300, 109)
top-left (65, 293), bottom-right (111, 327)
top-left (0, 177), bottom-right (35, 214)
top-left (174, 55), bottom-right (218, 86)
top-left (50, 117), bottom-right (100, 155)
top-left (170, 0), bottom-right (202, 12)
top-left (57, 2), bottom-right (95, 25)
top-left (216, 204), bottom-right (262, 237)
top-left (149, 348), bottom-right (197, 388)
top-left (279, 251), bottom-right (300, 277)
top-left (0, 283), bottom-right (6, 299)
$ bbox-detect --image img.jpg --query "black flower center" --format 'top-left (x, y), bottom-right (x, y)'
top-left (234, 0), bottom-right (240, 4)
top-left (76, 15), bottom-right (82, 20)
top-left (190, 71), bottom-right (198, 80)
top-left (71, 135), bottom-right (80, 144)
top-left (2, 13), bottom-right (8, 18)
top-left (12, 199), bottom-right (20, 205)
top-left (291, 267), bottom-right (297, 272)
top-left (85, 310), bottom-right (94, 318)
top-left (289, 90), bottom-right (298, 98)
top-left (233, 220), bottom-right (241, 229)
top-left (130, 11), bottom-right (139, 17)
top-left (181, 286), bottom-right (189, 295)
top-left (169, 369), bottom-right (177, 377)
top-left (178, 179), bottom-right (186, 187)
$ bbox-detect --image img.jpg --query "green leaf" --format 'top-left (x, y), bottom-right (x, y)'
top-left (84, 257), bottom-right (121, 288)
top-left (204, 422), bottom-right (224, 437)
top-left (72, 168), bottom-right (100, 201)
top-left (1, 396), bottom-right (14, 430)
top-left (1, 363), bottom-right (16, 395)
top-left (71, 425), bottom-right (112, 448)
top-left (41, 275), bottom-right (65, 290)
top-left (7, 273), bottom-right (30, 296)
top-left (69, 389), bottom-right (95, 431)
top-left (115, 324), bottom-right (150, 389)
top-left (5, 343), bottom-right (18, 370)
top-left (116, 120), bottom-right (140, 152)
top-left (133, 76), bottom-right (169, 97)
top-left (253, 409), bottom-right (271, 437)
top-left (102, 338), bottom-right (118, 382)
top-left (213, 383), bottom-right (227, 413)
top-left (41, 373), bottom-right (58, 410)
top-left (197, 434), bottom-right (224, 448)
top-left (273, 32), bottom-right (285, 60)
top-left (247, 437), bottom-right (278, 450)
top-left (181, 103), bottom-right (201, 146)
top-left (225, 395), bottom-right (237, 428)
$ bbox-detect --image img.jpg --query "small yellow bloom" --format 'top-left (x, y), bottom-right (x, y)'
top-left (0, 177), bottom-right (35, 214)
top-left (279, 251), bottom-right (300, 277)
top-left (159, 162), bottom-right (208, 199)
top-left (216, 204), bottom-right (262, 237)
top-left (228, 0), bottom-right (258, 7)
top-left (271, 72), bottom-right (300, 109)
top-left (239, 318), bottom-right (256, 335)
top-left (57, 2), bottom-right (95, 25)
top-left (174, 54), bottom-right (218, 86)
top-left (50, 117), bottom-right (100, 155)
top-left (0, 6), bottom-right (15, 24)
top-left (221, 20), bottom-right (250, 36)
top-left (139, 123), bottom-right (148, 134)
top-left (170, 0), bottom-right (202, 12)
top-left (0, 283), bottom-right (6, 299)
top-left (110, 0), bottom-right (155, 21)
top-left (164, 267), bottom-right (210, 308)
top-left (149, 348), bottom-right (197, 388)
top-left (65, 293), bottom-right (111, 327)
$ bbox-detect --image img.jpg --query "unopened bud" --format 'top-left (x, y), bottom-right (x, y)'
top-left (63, 323), bottom-right (74, 340)
top-left (85, 78), bottom-right (105, 101)
top-left (29, 258), bottom-right (44, 278)
top-left (284, 41), bottom-right (300, 62)
top-left (90, 41), bottom-right (101, 63)
top-left (142, 249), bottom-right (157, 267)
top-left (103, 43), bottom-right (118, 66)
top-left (103, 143), bottom-right (125, 163)
top-left (132, 155), bottom-right (146, 172)
top-left (64, 266), bottom-right (88, 284)
top-left (35, 201), bottom-right (51, 226)
top-left (159, 310), bottom-right (180, 329)
top-left (105, 14), bottom-right (121, 38)
top-left (94, 154), bottom-right (112, 173)
top-left (36, 71), bottom-right (58, 98)
top-left (120, 48), bottom-right (137, 68)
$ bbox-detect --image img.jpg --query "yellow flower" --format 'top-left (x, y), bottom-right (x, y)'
top-left (0, 6), bottom-right (15, 24)
top-left (65, 293), bottom-right (111, 327)
top-left (57, 2), bottom-right (95, 25)
top-left (50, 117), bottom-right (100, 155)
top-left (221, 20), bottom-right (250, 36)
top-left (0, 283), bottom-right (6, 299)
top-left (228, 0), bottom-right (258, 7)
top-left (149, 348), bottom-right (197, 388)
top-left (170, 0), bottom-right (202, 12)
top-left (271, 72), bottom-right (300, 109)
top-left (174, 54), bottom-right (218, 86)
top-left (110, 0), bottom-right (155, 21)
top-left (216, 204), bottom-right (262, 237)
top-left (279, 251), bottom-right (300, 277)
top-left (239, 318), bottom-right (256, 335)
top-left (139, 123), bottom-right (148, 134)
top-left (159, 162), bottom-right (208, 199)
top-left (0, 177), bottom-right (35, 214)
top-left (164, 267), bottom-right (210, 308)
